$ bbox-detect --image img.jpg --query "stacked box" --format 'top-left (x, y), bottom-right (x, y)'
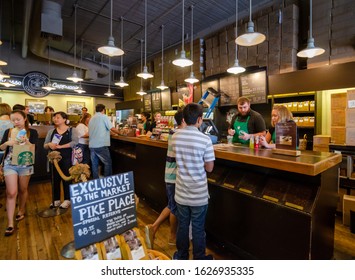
top-left (313, 135), bottom-right (331, 152)
top-left (331, 92), bottom-right (347, 144)
top-left (346, 90), bottom-right (355, 145)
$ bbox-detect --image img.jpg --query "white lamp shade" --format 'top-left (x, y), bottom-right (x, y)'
top-left (227, 59), bottom-right (246, 74)
top-left (104, 88), bottom-right (114, 97)
top-left (235, 21), bottom-right (266, 46)
top-left (98, 36), bottom-right (124, 57)
top-left (0, 69), bottom-right (10, 79)
top-left (66, 70), bottom-right (83, 83)
top-left (184, 72), bottom-right (199, 84)
top-left (0, 59), bottom-right (7, 66)
top-left (1, 81), bottom-right (16, 87)
top-left (42, 82), bottom-right (56, 91)
top-left (137, 65), bottom-right (154, 79)
top-left (75, 85), bottom-right (86, 93)
top-left (172, 50), bottom-right (193, 67)
top-left (115, 76), bottom-right (129, 87)
top-left (136, 86), bottom-right (147, 95)
top-left (297, 37), bottom-right (325, 58)
top-left (157, 80), bottom-right (168, 90)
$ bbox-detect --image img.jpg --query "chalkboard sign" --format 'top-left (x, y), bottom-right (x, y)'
top-left (240, 70), bottom-right (267, 104)
top-left (219, 75), bottom-right (239, 106)
top-left (70, 171), bottom-right (137, 249)
top-left (143, 94), bottom-right (152, 112)
top-left (151, 91), bottom-right (162, 112)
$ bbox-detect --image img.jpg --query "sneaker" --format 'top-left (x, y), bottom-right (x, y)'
top-left (144, 225), bottom-right (154, 249)
top-left (59, 200), bottom-right (71, 209)
top-left (49, 200), bottom-right (61, 209)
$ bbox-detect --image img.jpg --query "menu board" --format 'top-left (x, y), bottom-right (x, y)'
top-left (143, 94), bottom-right (152, 112)
top-left (70, 172), bottom-right (137, 249)
top-left (240, 70), bottom-right (267, 104)
top-left (161, 88), bottom-right (171, 110)
top-left (219, 75), bottom-right (239, 106)
top-left (151, 91), bottom-right (162, 112)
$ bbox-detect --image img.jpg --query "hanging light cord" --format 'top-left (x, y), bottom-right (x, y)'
top-left (249, 0), bottom-right (252, 22)
top-left (309, 0), bottom-right (313, 39)
top-left (161, 25), bottom-right (164, 80)
top-left (190, 5), bottom-right (194, 69)
top-left (47, 38), bottom-right (51, 80)
top-left (108, 57), bottom-right (111, 90)
top-left (121, 17), bottom-right (124, 77)
top-left (73, 4), bottom-right (77, 70)
top-left (235, 0), bottom-right (239, 55)
top-left (144, 0), bottom-right (147, 66)
top-left (182, 0), bottom-right (185, 51)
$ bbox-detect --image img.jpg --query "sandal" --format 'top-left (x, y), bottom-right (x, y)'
top-left (16, 214), bottom-right (25, 221)
top-left (4, 227), bottom-right (14, 236)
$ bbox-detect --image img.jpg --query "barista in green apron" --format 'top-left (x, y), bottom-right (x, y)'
top-left (232, 116), bottom-right (250, 144)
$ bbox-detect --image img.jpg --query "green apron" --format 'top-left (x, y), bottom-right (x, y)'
top-left (233, 116), bottom-right (250, 144)
top-left (272, 130), bottom-right (276, 144)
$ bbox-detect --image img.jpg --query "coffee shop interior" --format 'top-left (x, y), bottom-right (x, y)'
top-left (0, 0), bottom-right (355, 260)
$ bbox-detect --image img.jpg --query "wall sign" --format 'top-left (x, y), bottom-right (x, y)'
top-left (70, 171), bottom-right (137, 249)
top-left (240, 70), bottom-right (267, 104)
top-left (22, 71), bottom-right (50, 97)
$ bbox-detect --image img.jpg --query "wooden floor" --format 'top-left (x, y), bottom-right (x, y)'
top-left (0, 180), bottom-right (354, 260)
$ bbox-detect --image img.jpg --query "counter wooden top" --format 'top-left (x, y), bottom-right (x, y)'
top-left (111, 135), bottom-right (341, 176)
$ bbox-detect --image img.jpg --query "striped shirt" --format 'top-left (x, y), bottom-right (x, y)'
top-left (171, 126), bottom-right (215, 206)
top-left (165, 132), bottom-right (176, 183)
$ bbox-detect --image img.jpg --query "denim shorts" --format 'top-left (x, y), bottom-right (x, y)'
top-left (166, 182), bottom-right (177, 215)
top-left (4, 165), bottom-right (34, 176)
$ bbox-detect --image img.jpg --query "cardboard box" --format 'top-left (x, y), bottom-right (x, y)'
top-left (331, 109), bottom-right (346, 126)
top-left (313, 135), bottom-right (331, 145)
top-left (309, 100), bottom-right (315, 111)
top-left (331, 92), bottom-right (347, 109)
top-left (347, 90), bottom-right (355, 108)
top-left (346, 127), bottom-right (355, 145)
top-left (331, 126), bottom-right (346, 144)
top-left (302, 101), bottom-right (310, 111)
top-left (346, 109), bottom-right (355, 127)
top-left (343, 195), bottom-right (355, 226)
top-left (313, 145), bottom-right (329, 152)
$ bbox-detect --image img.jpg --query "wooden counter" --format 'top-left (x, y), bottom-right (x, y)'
top-left (111, 135), bottom-right (341, 176)
top-left (110, 135), bottom-right (341, 259)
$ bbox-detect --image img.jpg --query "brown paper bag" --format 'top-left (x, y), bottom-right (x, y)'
top-left (11, 144), bottom-right (35, 165)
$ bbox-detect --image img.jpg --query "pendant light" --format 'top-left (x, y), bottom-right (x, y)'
top-left (235, 0), bottom-right (265, 46)
top-left (157, 25), bottom-right (168, 90)
top-left (98, 0), bottom-right (124, 57)
top-left (42, 39), bottom-right (56, 91)
top-left (173, 0), bottom-right (193, 67)
top-left (66, 4), bottom-right (83, 83)
top-left (297, 0), bottom-right (325, 58)
top-left (115, 17), bottom-right (128, 87)
top-left (137, 0), bottom-right (153, 79)
top-left (137, 39), bottom-right (147, 95)
top-left (0, 68), bottom-right (9, 80)
top-left (227, 0), bottom-right (246, 74)
top-left (75, 39), bottom-right (86, 93)
top-left (104, 57), bottom-right (114, 97)
top-left (184, 5), bottom-right (199, 84)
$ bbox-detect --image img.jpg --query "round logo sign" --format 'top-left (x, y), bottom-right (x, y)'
top-left (22, 72), bottom-right (50, 97)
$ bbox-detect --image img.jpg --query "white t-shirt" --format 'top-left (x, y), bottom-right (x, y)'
top-left (76, 123), bottom-right (89, 145)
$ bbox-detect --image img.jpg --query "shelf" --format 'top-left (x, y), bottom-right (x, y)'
top-left (291, 111), bottom-right (315, 114)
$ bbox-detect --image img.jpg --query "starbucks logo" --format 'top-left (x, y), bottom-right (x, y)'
top-left (23, 72), bottom-right (50, 97)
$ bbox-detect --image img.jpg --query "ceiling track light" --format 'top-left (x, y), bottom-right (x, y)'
top-left (173, 0), bottom-right (193, 67)
top-left (235, 0), bottom-right (266, 47)
top-left (297, 0), bottom-right (325, 58)
top-left (98, 0), bottom-right (124, 57)
top-left (115, 17), bottom-right (129, 88)
top-left (157, 25), bottom-right (168, 90)
top-left (137, 0), bottom-right (153, 79)
top-left (184, 5), bottom-right (199, 84)
top-left (67, 5), bottom-right (83, 83)
top-left (227, 0), bottom-right (245, 75)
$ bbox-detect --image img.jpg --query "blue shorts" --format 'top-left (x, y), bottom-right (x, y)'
top-left (166, 182), bottom-right (177, 215)
top-left (4, 165), bottom-right (34, 176)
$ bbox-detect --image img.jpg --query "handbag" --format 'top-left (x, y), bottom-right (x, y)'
top-left (11, 144), bottom-right (35, 165)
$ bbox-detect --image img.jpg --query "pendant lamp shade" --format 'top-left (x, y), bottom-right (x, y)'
top-left (0, 60), bottom-right (6, 66)
top-left (235, 0), bottom-right (265, 46)
top-left (1, 81), bottom-right (15, 87)
top-left (104, 57), bottom-right (114, 97)
top-left (173, 0), bottom-right (193, 67)
top-left (115, 17), bottom-right (129, 87)
top-left (297, 0), bottom-right (325, 58)
top-left (0, 68), bottom-right (10, 80)
top-left (227, 0), bottom-right (245, 75)
top-left (66, 5), bottom-right (83, 83)
top-left (137, 0), bottom-right (153, 79)
top-left (184, 5), bottom-right (198, 84)
top-left (75, 86), bottom-right (86, 94)
top-left (157, 25), bottom-right (168, 90)
top-left (98, 0), bottom-right (124, 57)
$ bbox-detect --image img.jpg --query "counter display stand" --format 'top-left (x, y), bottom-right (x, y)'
top-left (110, 135), bottom-right (341, 259)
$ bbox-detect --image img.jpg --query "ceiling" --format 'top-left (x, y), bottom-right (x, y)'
top-left (1, 0), bottom-right (274, 76)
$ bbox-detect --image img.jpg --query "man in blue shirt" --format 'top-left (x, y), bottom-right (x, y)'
top-left (88, 104), bottom-right (119, 179)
